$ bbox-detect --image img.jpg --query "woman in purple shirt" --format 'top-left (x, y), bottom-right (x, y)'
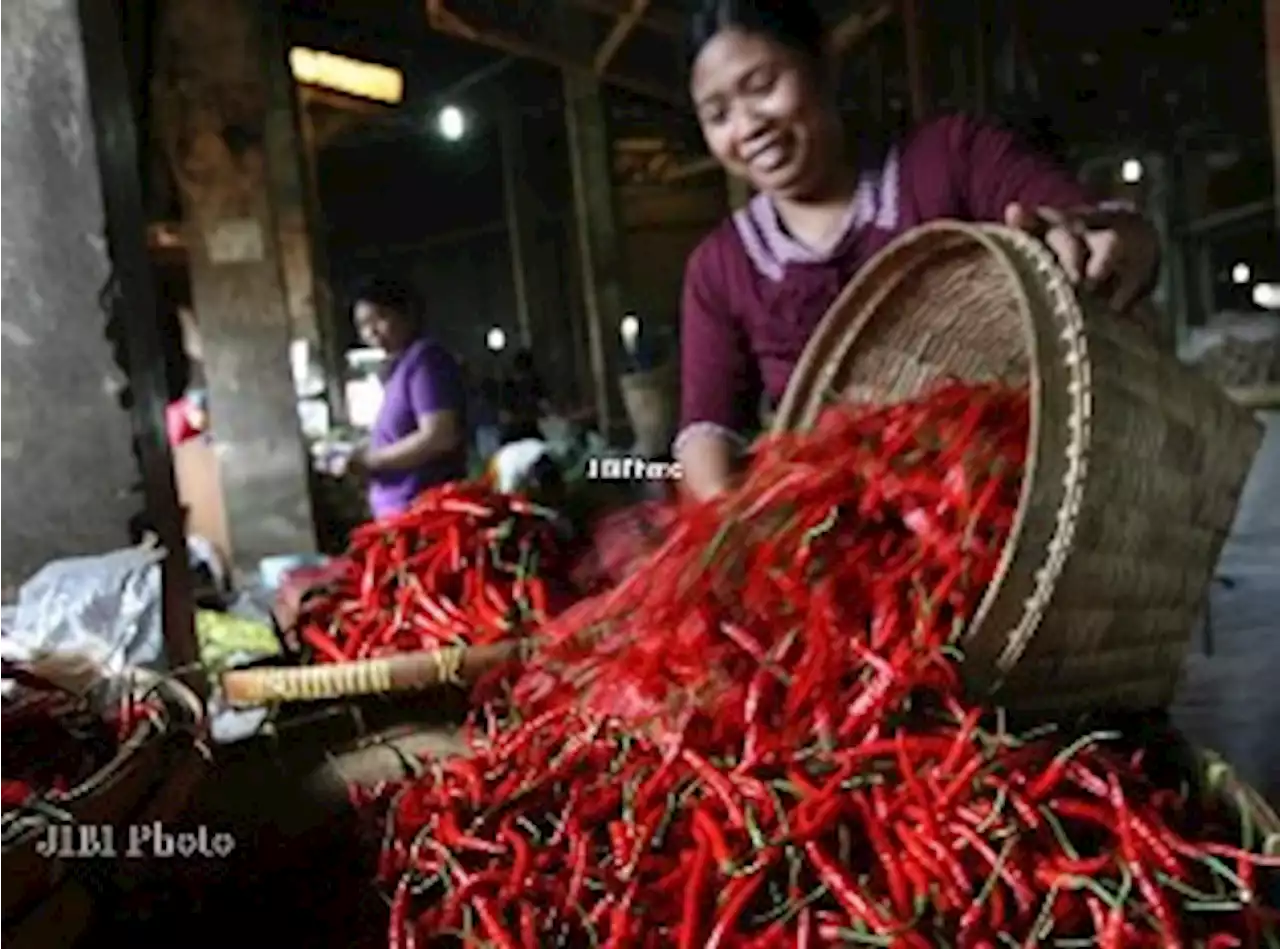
top-left (348, 277), bottom-right (467, 518)
top-left (676, 0), bottom-right (1162, 500)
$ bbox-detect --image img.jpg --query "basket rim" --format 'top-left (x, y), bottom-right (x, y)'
top-left (1, 668), bottom-right (204, 847)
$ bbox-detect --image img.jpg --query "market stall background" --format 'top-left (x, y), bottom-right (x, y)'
top-left (0, 0), bottom-right (1277, 946)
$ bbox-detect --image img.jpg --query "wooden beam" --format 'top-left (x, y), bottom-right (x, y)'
top-left (831, 1), bottom-right (895, 54)
top-left (1268, 0), bottom-right (1280, 227)
top-left (425, 0), bottom-right (682, 106)
top-left (566, 0), bottom-right (681, 37)
top-left (499, 112), bottom-right (534, 347)
top-left (595, 0), bottom-right (650, 74)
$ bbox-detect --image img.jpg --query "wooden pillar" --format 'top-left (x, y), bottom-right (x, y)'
top-left (79, 0), bottom-right (202, 687)
top-left (1147, 152), bottom-right (1190, 345)
top-left (972, 0), bottom-right (988, 115)
top-left (260, 9), bottom-right (344, 428)
top-left (499, 112), bottom-right (536, 348)
top-left (297, 109), bottom-right (348, 424)
top-left (155, 0), bottom-right (317, 573)
top-left (563, 70), bottom-right (626, 435)
top-left (901, 0), bottom-right (930, 121)
top-left (1268, 0), bottom-right (1280, 226)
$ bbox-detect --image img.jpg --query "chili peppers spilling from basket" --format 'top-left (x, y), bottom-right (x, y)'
top-left (295, 483), bottom-right (574, 663)
top-left (1, 663), bottom-right (163, 823)
top-left (364, 382), bottom-right (1278, 946)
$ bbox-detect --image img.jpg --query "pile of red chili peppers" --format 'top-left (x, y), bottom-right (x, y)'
top-left (296, 483), bottom-right (572, 663)
top-left (365, 382), bottom-right (1278, 947)
top-left (1, 667), bottom-right (162, 821)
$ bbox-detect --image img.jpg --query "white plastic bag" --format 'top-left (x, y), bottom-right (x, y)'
top-left (2, 542), bottom-right (166, 681)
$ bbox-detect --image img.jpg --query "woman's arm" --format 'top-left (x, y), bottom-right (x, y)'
top-left (673, 237), bottom-right (759, 501)
top-left (366, 411), bottom-right (461, 472)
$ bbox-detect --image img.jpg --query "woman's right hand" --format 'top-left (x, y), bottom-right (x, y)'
top-left (674, 428), bottom-right (741, 501)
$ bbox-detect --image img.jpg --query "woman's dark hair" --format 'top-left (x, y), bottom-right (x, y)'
top-left (351, 275), bottom-right (420, 323)
top-left (685, 0), bottom-right (826, 72)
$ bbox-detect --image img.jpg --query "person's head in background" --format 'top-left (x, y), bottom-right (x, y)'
top-left (686, 0), bottom-right (846, 205)
top-left (352, 276), bottom-right (421, 355)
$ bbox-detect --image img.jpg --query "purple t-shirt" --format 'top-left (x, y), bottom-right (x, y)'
top-left (369, 338), bottom-right (466, 518)
top-left (676, 113), bottom-right (1098, 445)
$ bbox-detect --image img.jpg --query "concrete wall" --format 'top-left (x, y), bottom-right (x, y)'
top-left (1, 0), bottom-right (139, 593)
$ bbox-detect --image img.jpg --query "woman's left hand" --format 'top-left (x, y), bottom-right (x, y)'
top-left (1003, 202), bottom-right (1160, 312)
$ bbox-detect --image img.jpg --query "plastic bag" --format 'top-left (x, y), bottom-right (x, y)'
top-left (1179, 312), bottom-right (1280, 388)
top-left (2, 542), bottom-right (166, 683)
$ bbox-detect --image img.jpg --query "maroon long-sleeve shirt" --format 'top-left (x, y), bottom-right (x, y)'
top-left (676, 113), bottom-right (1098, 448)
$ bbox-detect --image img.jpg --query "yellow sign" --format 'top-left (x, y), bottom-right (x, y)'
top-left (288, 47), bottom-right (403, 105)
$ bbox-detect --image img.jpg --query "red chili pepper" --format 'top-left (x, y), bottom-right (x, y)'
top-left (472, 895), bottom-right (519, 949)
top-left (681, 749), bottom-right (746, 827)
top-left (705, 872), bottom-right (766, 949)
top-left (1109, 776), bottom-right (1184, 949)
top-left (300, 625), bottom-right (346, 663)
top-left (678, 823), bottom-right (714, 949)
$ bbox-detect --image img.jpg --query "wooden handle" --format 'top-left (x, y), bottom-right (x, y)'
top-left (220, 641), bottom-right (525, 707)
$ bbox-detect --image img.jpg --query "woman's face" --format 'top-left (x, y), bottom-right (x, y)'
top-left (353, 300), bottom-right (413, 353)
top-left (690, 28), bottom-right (836, 200)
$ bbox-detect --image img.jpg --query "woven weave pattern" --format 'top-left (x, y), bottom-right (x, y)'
top-left (774, 222), bottom-right (1263, 714)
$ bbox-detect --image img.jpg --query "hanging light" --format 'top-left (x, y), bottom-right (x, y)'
top-left (1231, 263), bottom-right (1252, 285)
top-left (486, 327), bottom-right (507, 352)
top-left (1251, 283), bottom-right (1280, 310)
top-left (1120, 158), bottom-right (1143, 184)
top-left (437, 105), bottom-right (467, 142)
top-left (620, 314), bottom-right (640, 354)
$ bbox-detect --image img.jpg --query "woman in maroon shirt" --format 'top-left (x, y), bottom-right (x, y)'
top-left (676, 0), bottom-right (1161, 499)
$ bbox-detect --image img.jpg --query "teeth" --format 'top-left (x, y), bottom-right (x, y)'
top-left (750, 145), bottom-right (786, 173)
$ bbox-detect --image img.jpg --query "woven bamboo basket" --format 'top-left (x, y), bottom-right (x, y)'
top-left (1, 669), bottom-right (204, 923)
top-left (773, 221), bottom-right (1263, 714)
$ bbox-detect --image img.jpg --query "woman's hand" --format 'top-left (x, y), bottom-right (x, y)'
top-left (1003, 202), bottom-right (1160, 312)
top-left (338, 443), bottom-right (373, 479)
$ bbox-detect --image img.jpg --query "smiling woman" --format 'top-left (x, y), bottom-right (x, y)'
top-left (674, 0), bottom-right (1165, 501)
